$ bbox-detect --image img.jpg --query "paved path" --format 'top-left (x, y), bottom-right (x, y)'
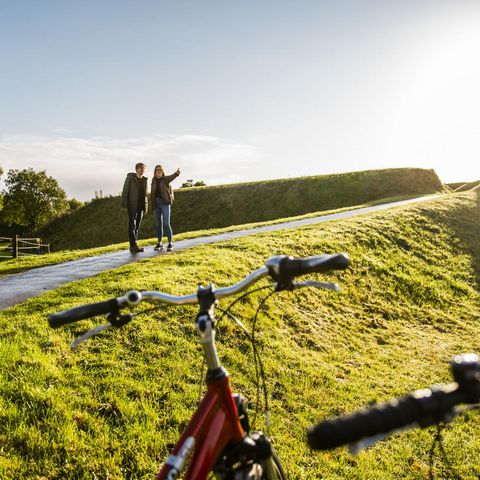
top-left (0, 195), bottom-right (444, 310)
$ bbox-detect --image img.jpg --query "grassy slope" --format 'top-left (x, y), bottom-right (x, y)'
top-left (447, 180), bottom-right (480, 192)
top-left (1, 191), bottom-right (479, 479)
top-left (38, 168), bottom-right (443, 251)
top-left (0, 195), bottom-right (426, 277)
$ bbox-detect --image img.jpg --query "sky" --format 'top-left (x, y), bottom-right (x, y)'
top-left (0, 0), bottom-right (479, 201)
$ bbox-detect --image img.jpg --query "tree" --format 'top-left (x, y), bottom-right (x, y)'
top-left (68, 198), bottom-right (83, 211)
top-left (2, 168), bottom-right (68, 230)
top-left (181, 179), bottom-right (194, 188)
top-left (181, 179), bottom-right (207, 188)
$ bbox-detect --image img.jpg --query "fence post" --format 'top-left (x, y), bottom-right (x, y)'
top-left (12, 235), bottom-right (19, 259)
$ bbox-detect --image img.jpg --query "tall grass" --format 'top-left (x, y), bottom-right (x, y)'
top-left (1, 190), bottom-right (478, 479)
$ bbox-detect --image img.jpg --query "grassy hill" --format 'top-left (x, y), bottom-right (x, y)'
top-left (1, 190), bottom-right (478, 479)
top-left (39, 167), bottom-right (443, 251)
top-left (0, 203), bottom-right (392, 277)
top-left (447, 180), bottom-right (480, 192)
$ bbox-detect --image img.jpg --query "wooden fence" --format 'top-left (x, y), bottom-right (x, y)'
top-left (0, 235), bottom-right (50, 259)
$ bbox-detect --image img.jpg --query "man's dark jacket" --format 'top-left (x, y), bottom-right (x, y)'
top-left (121, 173), bottom-right (148, 212)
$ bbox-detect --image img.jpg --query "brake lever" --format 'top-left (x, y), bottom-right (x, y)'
top-left (458, 403), bottom-right (480, 413)
top-left (70, 313), bottom-right (136, 349)
top-left (71, 323), bottom-right (114, 349)
top-left (293, 280), bottom-right (340, 291)
top-left (348, 432), bottom-right (391, 455)
top-left (348, 425), bottom-right (413, 455)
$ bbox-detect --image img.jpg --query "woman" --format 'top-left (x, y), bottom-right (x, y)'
top-left (151, 165), bottom-right (180, 251)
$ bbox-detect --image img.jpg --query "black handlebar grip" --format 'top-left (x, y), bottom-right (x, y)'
top-left (307, 387), bottom-right (464, 450)
top-left (48, 299), bottom-right (119, 328)
top-left (280, 253), bottom-right (349, 278)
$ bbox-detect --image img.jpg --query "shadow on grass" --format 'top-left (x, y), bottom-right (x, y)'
top-left (423, 189), bottom-right (480, 289)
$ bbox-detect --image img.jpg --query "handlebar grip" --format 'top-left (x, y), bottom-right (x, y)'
top-left (307, 386), bottom-right (464, 450)
top-left (48, 299), bottom-right (120, 328)
top-left (280, 253), bottom-right (349, 278)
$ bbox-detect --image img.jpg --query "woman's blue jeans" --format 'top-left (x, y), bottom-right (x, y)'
top-left (154, 197), bottom-right (173, 243)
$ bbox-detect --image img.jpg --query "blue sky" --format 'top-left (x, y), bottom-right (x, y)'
top-left (1, 1), bottom-right (479, 200)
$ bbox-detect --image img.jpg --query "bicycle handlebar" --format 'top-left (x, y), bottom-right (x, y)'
top-left (49, 298), bottom-right (120, 328)
top-left (48, 253), bottom-right (349, 328)
top-left (307, 353), bottom-right (480, 451)
top-left (307, 385), bottom-right (464, 450)
top-left (267, 253), bottom-right (349, 282)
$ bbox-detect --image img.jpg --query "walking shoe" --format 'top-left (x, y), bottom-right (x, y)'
top-left (154, 243), bottom-right (164, 251)
top-left (130, 245), bottom-right (144, 253)
top-left (167, 243), bottom-right (173, 252)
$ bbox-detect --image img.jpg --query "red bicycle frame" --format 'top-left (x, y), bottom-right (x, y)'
top-left (156, 286), bottom-right (246, 480)
top-left (156, 371), bottom-right (245, 479)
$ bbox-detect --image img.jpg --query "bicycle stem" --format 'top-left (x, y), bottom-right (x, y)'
top-left (196, 312), bottom-right (221, 370)
top-left (196, 284), bottom-right (222, 372)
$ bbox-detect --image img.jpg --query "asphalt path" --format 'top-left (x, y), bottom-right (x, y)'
top-left (0, 194), bottom-right (444, 310)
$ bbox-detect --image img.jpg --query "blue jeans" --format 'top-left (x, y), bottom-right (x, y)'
top-left (154, 197), bottom-right (172, 243)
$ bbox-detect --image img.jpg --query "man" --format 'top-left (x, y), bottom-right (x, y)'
top-left (121, 163), bottom-right (148, 253)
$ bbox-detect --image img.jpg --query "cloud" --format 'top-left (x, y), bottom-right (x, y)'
top-left (0, 134), bottom-right (266, 200)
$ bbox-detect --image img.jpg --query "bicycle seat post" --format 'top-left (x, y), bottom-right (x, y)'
top-left (196, 284), bottom-right (223, 374)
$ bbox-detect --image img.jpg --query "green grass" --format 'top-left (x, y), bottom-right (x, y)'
top-left (1, 190), bottom-right (479, 479)
top-left (0, 193), bottom-right (432, 277)
top-left (38, 167), bottom-right (444, 251)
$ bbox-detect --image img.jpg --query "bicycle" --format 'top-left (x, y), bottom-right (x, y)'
top-left (48, 252), bottom-right (350, 479)
top-left (307, 353), bottom-right (480, 478)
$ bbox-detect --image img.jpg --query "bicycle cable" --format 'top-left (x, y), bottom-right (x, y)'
top-left (137, 286), bottom-right (279, 435)
top-left (196, 284), bottom-right (272, 406)
top-left (217, 306), bottom-right (266, 430)
top-left (427, 404), bottom-right (480, 480)
top-left (428, 424), bottom-right (462, 480)
top-left (213, 284), bottom-right (274, 433)
top-left (250, 289), bottom-right (276, 434)
top-left (94, 285), bottom-right (284, 437)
